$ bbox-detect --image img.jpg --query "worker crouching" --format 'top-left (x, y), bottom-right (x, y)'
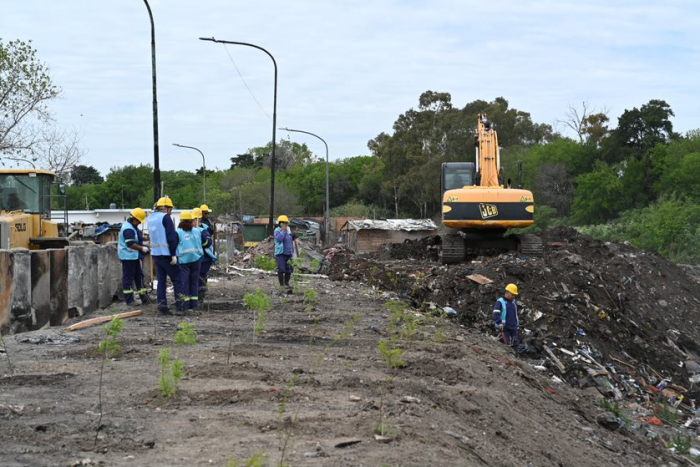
top-left (176, 210), bottom-right (203, 314)
top-left (493, 283), bottom-right (520, 348)
top-left (273, 215), bottom-right (295, 292)
top-left (118, 207), bottom-right (150, 306)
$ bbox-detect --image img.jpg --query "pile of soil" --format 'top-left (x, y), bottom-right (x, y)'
top-left (327, 227), bottom-right (700, 404)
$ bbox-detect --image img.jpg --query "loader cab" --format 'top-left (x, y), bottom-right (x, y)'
top-left (441, 162), bottom-right (475, 194)
top-left (0, 170), bottom-right (54, 217)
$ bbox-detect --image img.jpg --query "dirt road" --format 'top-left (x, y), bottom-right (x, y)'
top-left (0, 273), bottom-right (678, 466)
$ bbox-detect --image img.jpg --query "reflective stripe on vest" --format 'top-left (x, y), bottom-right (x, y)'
top-left (177, 228), bottom-right (203, 264)
top-left (118, 222), bottom-right (139, 260)
top-left (147, 212), bottom-right (169, 256)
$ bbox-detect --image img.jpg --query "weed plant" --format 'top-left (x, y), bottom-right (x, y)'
top-left (94, 316), bottom-right (124, 447)
top-left (655, 402), bottom-right (678, 425)
top-left (157, 322), bottom-right (197, 398)
top-left (669, 433), bottom-right (691, 455)
top-left (377, 338), bottom-right (406, 369)
top-left (255, 255), bottom-right (276, 272)
top-left (600, 399), bottom-right (631, 424)
top-left (244, 288), bottom-right (271, 343)
top-left (227, 452), bottom-right (267, 467)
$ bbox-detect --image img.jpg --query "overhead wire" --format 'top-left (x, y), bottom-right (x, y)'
top-left (222, 44), bottom-right (272, 121)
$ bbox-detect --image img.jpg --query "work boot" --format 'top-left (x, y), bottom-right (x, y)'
top-left (139, 294), bottom-right (151, 305)
top-left (277, 272), bottom-right (285, 287)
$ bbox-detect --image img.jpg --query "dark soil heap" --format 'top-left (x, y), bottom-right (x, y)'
top-left (328, 227), bottom-right (700, 402)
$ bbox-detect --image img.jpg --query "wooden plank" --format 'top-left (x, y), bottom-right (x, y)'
top-left (66, 310), bottom-right (143, 332)
top-left (466, 274), bottom-right (493, 285)
top-left (544, 346), bottom-right (567, 373)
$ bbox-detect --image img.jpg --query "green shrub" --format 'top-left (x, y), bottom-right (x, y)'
top-left (255, 255), bottom-right (276, 271)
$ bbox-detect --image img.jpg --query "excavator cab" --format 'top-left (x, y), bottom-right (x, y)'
top-left (441, 162), bottom-right (475, 193)
top-left (0, 170), bottom-right (68, 249)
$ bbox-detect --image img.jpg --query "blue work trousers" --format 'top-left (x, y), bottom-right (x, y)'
top-left (275, 254), bottom-right (293, 274)
top-left (504, 328), bottom-right (520, 347)
top-left (199, 257), bottom-right (213, 294)
top-left (121, 259), bottom-right (144, 304)
top-left (153, 255), bottom-right (184, 312)
top-left (180, 260), bottom-right (201, 310)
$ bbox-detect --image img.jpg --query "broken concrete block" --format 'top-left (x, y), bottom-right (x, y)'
top-left (97, 243), bottom-right (121, 308)
top-left (49, 248), bottom-right (68, 326)
top-left (10, 248), bottom-right (31, 328)
top-left (82, 245), bottom-right (99, 313)
top-left (67, 246), bottom-right (85, 315)
top-left (0, 250), bottom-right (12, 331)
top-left (30, 249), bottom-right (51, 330)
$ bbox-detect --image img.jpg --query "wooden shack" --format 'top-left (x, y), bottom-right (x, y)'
top-left (339, 219), bottom-right (438, 254)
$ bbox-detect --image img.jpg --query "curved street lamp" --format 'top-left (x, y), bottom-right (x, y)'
top-left (199, 36), bottom-right (277, 235)
top-left (279, 127), bottom-right (329, 245)
top-left (173, 143), bottom-right (206, 203)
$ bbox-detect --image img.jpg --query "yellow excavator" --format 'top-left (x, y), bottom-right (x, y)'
top-left (440, 114), bottom-right (542, 263)
top-left (0, 169), bottom-right (69, 249)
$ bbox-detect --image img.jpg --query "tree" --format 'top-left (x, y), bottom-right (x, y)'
top-left (71, 164), bottom-right (103, 186)
top-left (571, 163), bottom-right (624, 225)
top-left (242, 140), bottom-right (313, 171)
top-left (0, 39), bottom-right (60, 162)
top-left (32, 127), bottom-right (85, 180)
top-left (229, 153), bottom-right (260, 169)
top-left (557, 101), bottom-right (609, 145)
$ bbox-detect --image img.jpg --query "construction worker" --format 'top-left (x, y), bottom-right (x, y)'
top-left (200, 204), bottom-right (213, 232)
top-left (493, 283), bottom-right (520, 347)
top-left (146, 196), bottom-right (183, 315)
top-left (176, 210), bottom-right (203, 313)
top-left (117, 207), bottom-right (150, 306)
top-left (193, 208), bottom-right (217, 302)
top-left (274, 215), bottom-right (296, 291)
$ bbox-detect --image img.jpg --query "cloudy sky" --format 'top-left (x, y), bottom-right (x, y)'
top-left (2, 0), bottom-right (699, 176)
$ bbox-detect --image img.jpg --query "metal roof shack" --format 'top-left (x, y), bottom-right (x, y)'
top-left (339, 219), bottom-right (438, 254)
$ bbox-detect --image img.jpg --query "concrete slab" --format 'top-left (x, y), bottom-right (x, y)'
top-left (67, 246), bottom-right (85, 316)
top-left (30, 250), bottom-right (51, 330)
top-left (97, 243), bottom-right (121, 308)
top-left (0, 250), bottom-right (12, 331)
top-left (49, 248), bottom-right (68, 326)
top-left (82, 245), bottom-right (99, 313)
top-left (10, 249), bottom-right (31, 332)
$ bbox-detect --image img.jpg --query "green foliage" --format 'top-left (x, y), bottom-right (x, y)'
top-left (244, 288), bottom-right (271, 338)
top-left (571, 163), bottom-right (624, 225)
top-left (669, 433), bottom-right (691, 455)
top-left (157, 348), bottom-right (184, 398)
top-left (309, 258), bottom-right (321, 271)
top-left (174, 322), bottom-right (197, 348)
top-left (332, 313), bottom-right (361, 345)
top-left (578, 195), bottom-right (700, 264)
top-left (70, 165), bottom-right (103, 186)
top-left (96, 316), bottom-right (124, 358)
top-left (433, 324), bottom-right (449, 344)
top-left (255, 255), bottom-right (276, 272)
top-left (226, 452), bottom-right (267, 467)
top-left (599, 399), bottom-right (631, 425)
top-left (374, 419), bottom-right (399, 437)
top-left (655, 403), bottom-right (678, 425)
top-left (377, 339), bottom-right (406, 369)
top-left (303, 288), bottom-right (317, 303)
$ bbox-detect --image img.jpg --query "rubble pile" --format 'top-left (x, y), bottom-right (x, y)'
top-left (327, 227), bottom-right (700, 435)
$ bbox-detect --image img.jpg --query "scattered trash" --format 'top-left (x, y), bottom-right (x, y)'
top-left (16, 335), bottom-right (81, 345)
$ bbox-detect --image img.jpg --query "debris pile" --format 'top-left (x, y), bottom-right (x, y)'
top-left (326, 227), bottom-right (700, 441)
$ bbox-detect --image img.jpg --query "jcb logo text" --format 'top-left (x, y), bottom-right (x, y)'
top-left (478, 203), bottom-right (498, 219)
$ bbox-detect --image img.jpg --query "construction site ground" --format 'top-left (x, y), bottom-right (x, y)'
top-left (1, 227), bottom-right (699, 466)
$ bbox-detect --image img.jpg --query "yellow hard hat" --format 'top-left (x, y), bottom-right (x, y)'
top-left (505, 283), bottom-right (519, 295)
top-left (130, 207), bottom-right (146, 223)
top-left (200, 204), bottom-right (210, 212)
top-left (180, 210), bottom-right (193, 221)
top-left (277, 215), bottom-right (289, 224)
top-left (156, 196), bottom-right (174, 208)
top-left (192, 207), bottom-right (203, 219)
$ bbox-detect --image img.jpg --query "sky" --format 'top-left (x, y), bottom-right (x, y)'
top-left (2, 0), bottom-right (699, 176)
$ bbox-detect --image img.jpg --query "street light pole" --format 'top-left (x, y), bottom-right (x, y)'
top-left (142, 0), bottom-right (161, 204)
top-left (173, 143), bottom-right (206, 203)
top-left (199, 36), bottom-right (277, 235)
top-left (279, 127), bottom-right (329, 245)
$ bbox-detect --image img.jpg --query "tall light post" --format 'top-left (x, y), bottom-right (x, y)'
top-left (142, 0), bottom-right (161, 203)
top-left (173, 143), bottom-right (206, 203)
top-left (280, 127), bottom-right (330, 245)
top-left (199, 36), bottom-right (277, 235)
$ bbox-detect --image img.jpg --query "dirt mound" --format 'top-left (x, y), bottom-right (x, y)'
top-left (375, 235), bottom-right (441, 261)
top-left (327, 228), bottom-right (700, 403)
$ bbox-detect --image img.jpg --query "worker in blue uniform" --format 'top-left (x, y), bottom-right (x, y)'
top-left (118, 207), bottom-right (150, 306)
top-left (493, 283), bottom-right (520, 347)
top-left (146, 196), bottom-right (183, 315)
top-left (193, 208), bottom-right (217, 302)
top-left (176, 210), bottom-right (203, 313)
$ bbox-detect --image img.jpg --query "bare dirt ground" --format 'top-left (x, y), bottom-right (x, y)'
top-left (0, 262), bottom-right (687, 466)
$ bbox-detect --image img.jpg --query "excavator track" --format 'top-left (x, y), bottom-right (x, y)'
top-left (440, 234), bottom-right (466, 264)
top-left (517, 234), bottom-right (544, 256)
